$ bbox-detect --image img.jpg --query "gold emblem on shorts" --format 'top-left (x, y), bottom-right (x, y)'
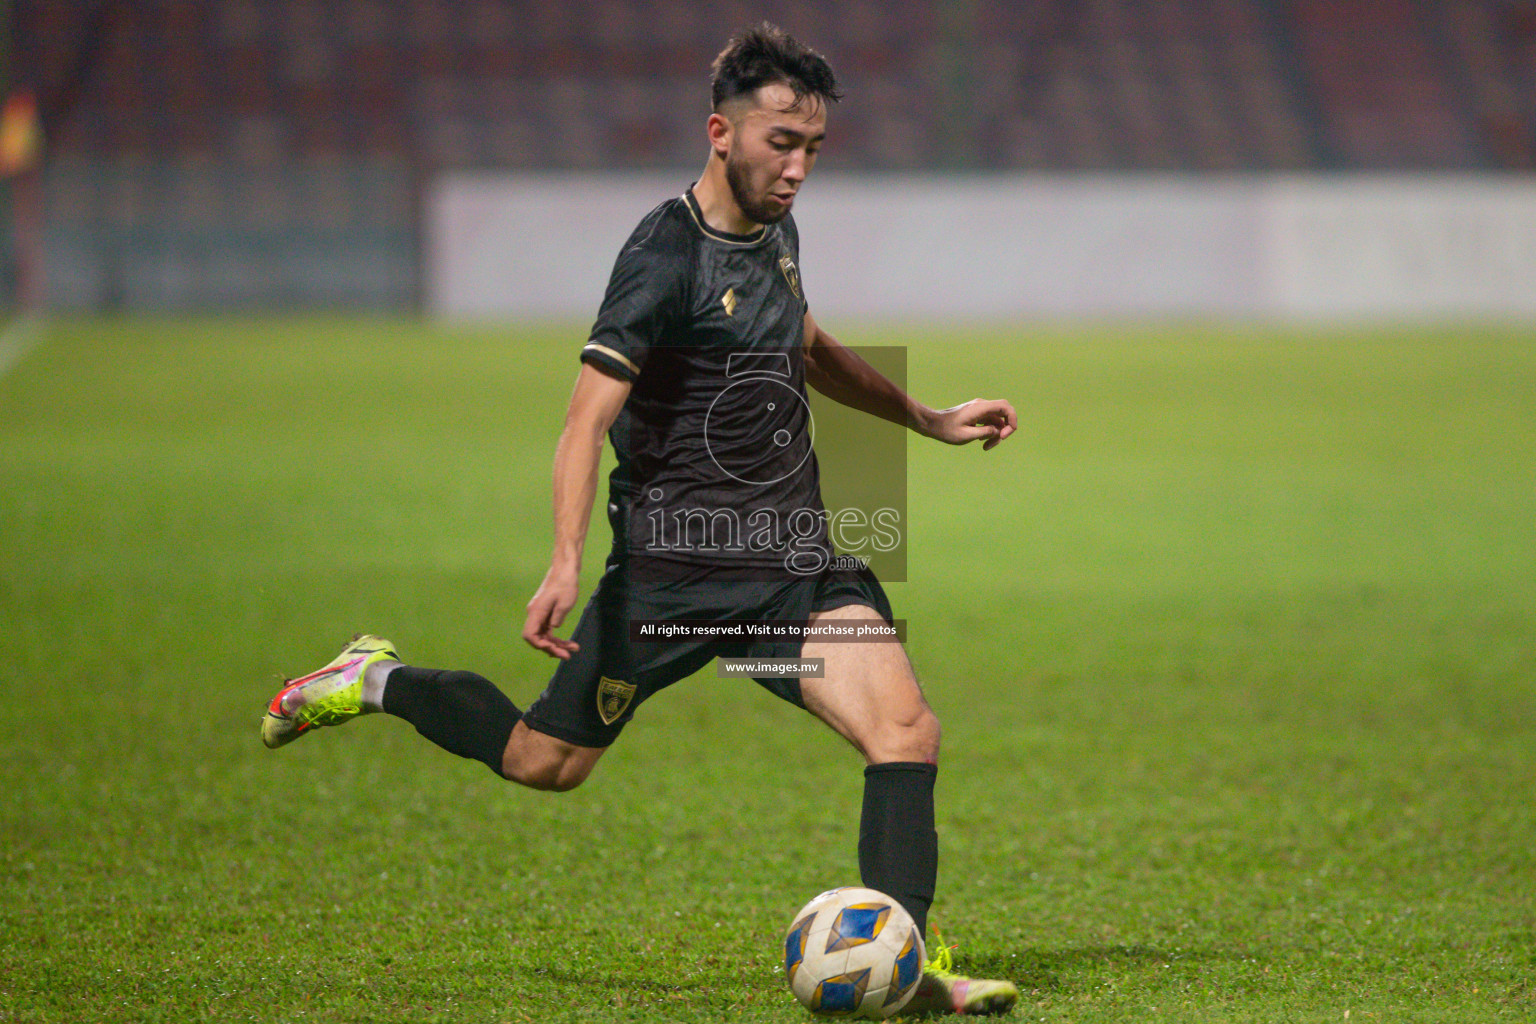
top-left (597, 676), bottom-right (636, 725)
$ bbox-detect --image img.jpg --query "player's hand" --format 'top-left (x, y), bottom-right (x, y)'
top-left (523, 564), bottom-right (582, 659)
top-left (927, 398), bottom-right (1018, 450)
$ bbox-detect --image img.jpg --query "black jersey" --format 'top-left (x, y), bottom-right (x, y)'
top-left (580, 188), bottom-right (831, 579)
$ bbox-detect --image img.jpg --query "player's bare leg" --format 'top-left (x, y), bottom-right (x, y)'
top-left (499, 719), bottom-right (605, 791)
top-left (799, 604), bottom-right (940, 765)
top-left (799, 604), bottom-right (1019, 1016)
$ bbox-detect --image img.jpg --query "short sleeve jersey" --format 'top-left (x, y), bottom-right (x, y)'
top-left (580, 188), bottom-right (830, 578)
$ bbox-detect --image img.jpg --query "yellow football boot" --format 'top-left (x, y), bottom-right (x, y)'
top-left (902, 937), bottom-right (1021, 1017)
top-left (261, 634), bottom-right (399, 749)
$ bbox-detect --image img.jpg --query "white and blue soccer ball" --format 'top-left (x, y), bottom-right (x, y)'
top-left (784, 886), bottom-right (926, 1018)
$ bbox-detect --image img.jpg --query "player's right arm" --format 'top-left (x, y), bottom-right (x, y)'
top-left (526, 207), bottom-right (677, 656)
top-left (522, 363), bottom-right (632, 659)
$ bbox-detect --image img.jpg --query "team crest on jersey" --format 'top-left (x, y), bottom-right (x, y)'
top-left (778, 254), bottom-right (802, 300)
top-left (721, 287), bottom-right (738, 317)
top-left (597, 676), bottom-right (636, 725)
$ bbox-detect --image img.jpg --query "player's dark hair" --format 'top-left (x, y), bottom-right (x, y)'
top-left (710, 23), bottom-right (841, 112)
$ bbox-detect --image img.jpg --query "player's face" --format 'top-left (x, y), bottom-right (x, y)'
top-left (723, 83), bottom-right (827, 226)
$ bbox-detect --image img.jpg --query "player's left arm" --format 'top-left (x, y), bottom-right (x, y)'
top-left (801, 310), bottom-right (1017, 450)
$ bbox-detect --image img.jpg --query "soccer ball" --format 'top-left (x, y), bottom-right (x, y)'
top-left (783, 886), bottom-right (925, 1018)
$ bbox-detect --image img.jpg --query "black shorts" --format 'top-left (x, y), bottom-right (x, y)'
top-left (521, 559), bottom-right (895, 748)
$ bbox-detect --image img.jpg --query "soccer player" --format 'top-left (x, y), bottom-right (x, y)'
top-left (262, 24), bottom-right (1019, 1015)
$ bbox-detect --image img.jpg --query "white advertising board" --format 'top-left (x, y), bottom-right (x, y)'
top-left (429, 173), bottom-right (1536, 319)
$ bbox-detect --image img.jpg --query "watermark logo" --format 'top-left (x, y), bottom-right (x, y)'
top-left (624, 345), bottom-right (909, 582)
top-left (704, 352), bottom-right (815, 486)
top-left (641, 499), bottom-right (901, 575)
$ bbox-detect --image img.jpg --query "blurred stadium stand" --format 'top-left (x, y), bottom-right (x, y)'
top-left (7, 0), bottom-right (1536, 310)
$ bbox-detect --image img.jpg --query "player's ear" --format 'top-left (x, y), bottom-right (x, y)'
top-left (707, 111), bottom-right (733, 159)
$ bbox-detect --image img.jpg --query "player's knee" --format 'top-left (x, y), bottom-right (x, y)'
top-left (500, 721), bottom-right (607, 791)
top-left (535, 765), bottom-right (591, 792)
top-left (504, 746), bottom-right (600, 792)
top-left (909, 707), bottom-right (941, 761)
top-left (868, 706), bottom-right (941, 764)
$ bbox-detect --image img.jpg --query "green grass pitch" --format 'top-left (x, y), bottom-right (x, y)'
top-left (1, 316), bottom-right (1533, 1023)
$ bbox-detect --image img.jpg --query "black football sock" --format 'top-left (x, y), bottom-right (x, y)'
top-left (380, 667), bottom-right (521, 778)
top-left (858, 761), bottom-right (939, 938)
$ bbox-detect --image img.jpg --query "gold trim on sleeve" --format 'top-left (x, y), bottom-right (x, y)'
top-left (582, 343), bottom-right (641, 376)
